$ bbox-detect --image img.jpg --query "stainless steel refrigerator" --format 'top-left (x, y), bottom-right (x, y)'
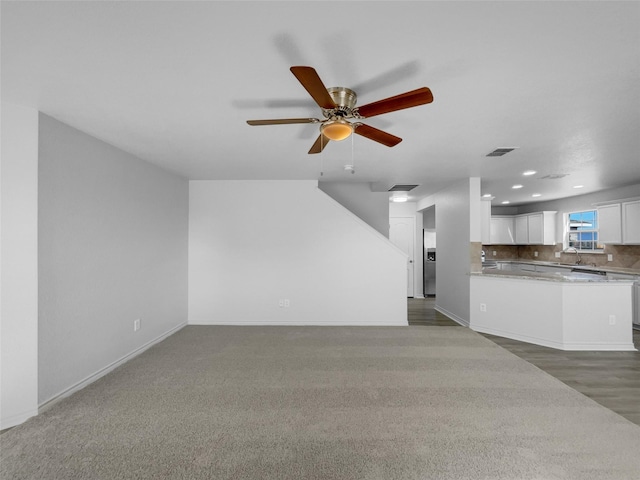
top-left (423, 229), bottom-right (436, 296)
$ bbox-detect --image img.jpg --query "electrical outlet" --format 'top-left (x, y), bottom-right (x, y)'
top-left (609, 315), bottom-right (616, 325)
top-left (278, 299), bottom-right (284, 308)
top-left (134, 319), bottom-right (141, 332)
top-left (480, 303), bottom-right (487, 312)
top-left (492, 251), bottom-right (497, 256)
top-left (534, 251), bottom-right (538, 257)
top-left (607, 254), bottom-right (613, 262)
top-left (284, 299), bottom-right (290, 308)
top-left (555, 252), bottom-right (561, 258)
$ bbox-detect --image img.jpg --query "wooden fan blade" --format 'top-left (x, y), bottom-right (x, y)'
top-left (308, 134), bottom-right (330, 154)
top-left (290, 66), bottom-right (337, 110)
top-left (247, 118), bottom-right (319, 126)
top-left (356, 87), bottom-right (433, 118)
top-left (354, 124), bottom-right (402, 147)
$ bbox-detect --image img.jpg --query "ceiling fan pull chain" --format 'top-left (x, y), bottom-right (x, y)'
top-left (350, 133), bottom-right (355, 174)
top-left (320, 134), bottom-right (324, 177)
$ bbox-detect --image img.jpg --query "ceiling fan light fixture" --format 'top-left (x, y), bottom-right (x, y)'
top-left (320, 119), bottom-right (353, 141)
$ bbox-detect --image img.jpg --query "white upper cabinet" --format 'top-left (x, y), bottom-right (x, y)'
top-left (514, 211), bottom-right (556, 245)
top-left (597, 203), bottom-right (622, 244)
top-left (489, 216), bottom-right (515, 244)
top-left (534, 211), bottom-right (557, 245)
top-left (514, 215), bottom-right (528, 244)
top-left (596, 199), bottom-right (640, 245)
top-left (622, 200), bottom-right (640, 244)
top-left (527, 213), bottom-right (544, 244)
top-left (483, 210), bottom-right (556, 245)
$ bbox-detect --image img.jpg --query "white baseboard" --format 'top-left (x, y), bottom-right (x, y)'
top-left (0, 408), bottom-right (39, 431)
top-left (434, 305), bottom-right (469, 327)
top-left (471, 324), bottom-right (637, 351)
top-left (189, 320), bottom-right (408, 326)
top-left (38, 321), bottom-right (187, 415)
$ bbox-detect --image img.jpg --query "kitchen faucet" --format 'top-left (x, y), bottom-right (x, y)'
top-left (563, 246), bottom-right (582, 265)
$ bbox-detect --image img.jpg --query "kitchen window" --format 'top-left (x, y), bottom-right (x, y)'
top-left (565, 210), bottom-right (603, 252)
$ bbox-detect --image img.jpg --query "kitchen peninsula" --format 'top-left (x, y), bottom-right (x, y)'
top-left (470, 264), bottom-right (637, 351)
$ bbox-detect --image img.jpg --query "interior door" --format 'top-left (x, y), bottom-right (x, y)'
top-left (390, 216), bottom-right (415, 297)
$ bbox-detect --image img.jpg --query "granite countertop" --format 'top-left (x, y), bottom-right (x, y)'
top-left (483, 259), bottom-right (640, 276)
top-left (471, 269), bottom-right (636, 283)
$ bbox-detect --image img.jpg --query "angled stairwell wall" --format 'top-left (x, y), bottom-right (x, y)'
top-left (188, 180), bottom-right (407, 325)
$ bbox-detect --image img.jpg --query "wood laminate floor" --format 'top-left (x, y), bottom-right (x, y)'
top-left (408, 297), bottom-right (460, 326)
top-left (408, 297), bottom-right (640, 426)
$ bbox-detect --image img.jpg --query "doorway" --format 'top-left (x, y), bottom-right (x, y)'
top-left (423, 205), bottom-right (436, 297)
top-left (389, 216), bottom-right (415, 297)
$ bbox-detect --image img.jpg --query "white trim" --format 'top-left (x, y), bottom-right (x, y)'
top-left (471, 324), bottom-right (636, 351)
top-left (0, 408), bottom-right (39, 431)
top-left (38, 322), bottom-right (187, 414)
top-left (434, 305), bottom-right (469, 327)
top-left (189, 320), bottom-right (409, 326)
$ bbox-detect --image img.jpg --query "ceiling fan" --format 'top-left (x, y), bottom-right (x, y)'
top-left (246, 66), bottom-right (434, 154)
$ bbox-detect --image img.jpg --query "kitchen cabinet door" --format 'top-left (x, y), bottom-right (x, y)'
top-left (490, 216), bottom-right (515, 244)
top-left (597, 203), bottom-right (622, 244)
top-left (527, 213), bottom-right (544, 244)
top-left (622, 200), bottom-right (640, 244)
top-left (514, 215), bottom-right (529, 244)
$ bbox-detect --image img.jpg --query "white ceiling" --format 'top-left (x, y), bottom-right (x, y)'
top-left (2, 1), bottom-right (639, 205)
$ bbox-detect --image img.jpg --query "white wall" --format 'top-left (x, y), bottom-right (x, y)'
top-left (0, 104), bottom-right (39, 429)
top-left (423, 206), bottom-right (435, 230)
top-left (318, 181), bottom-right (389, 237)
top-left (418, 178), bottom-right (481, 325)
top-left (38, 115), bottom-right (189, 405)
top-left (189, 180), bottom-right (407, 325)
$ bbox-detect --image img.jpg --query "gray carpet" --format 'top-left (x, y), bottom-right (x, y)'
top-left (2, 326), bottom-right (640, 479)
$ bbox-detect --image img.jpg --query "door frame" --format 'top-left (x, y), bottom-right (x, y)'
top-left (389, 215), bottom-right (417, 298)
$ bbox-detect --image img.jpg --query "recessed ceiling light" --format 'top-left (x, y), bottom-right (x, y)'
top-left (390, 191), bottom-right (409, 203)
top-left (523, 170), bottom-right (537, 176)
top-left (512, 184), bottom-right (523, 189)
top-left (532, 193), bottom-right (542, 198)
top-left (501, 201), bottom-right (510, 204)
top-left (573, 185), bottom-right (584, 189)
top-left (482, 193), bottom-right (492, 198)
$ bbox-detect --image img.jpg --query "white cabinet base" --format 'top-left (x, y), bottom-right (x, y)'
top-left (470, 276), bottom-right (636, 351)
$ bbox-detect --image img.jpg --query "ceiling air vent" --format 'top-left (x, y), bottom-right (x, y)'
top-left (486, 148), bottom-right (517, 157)
top-left (388, 184), bottom-right (419, 192)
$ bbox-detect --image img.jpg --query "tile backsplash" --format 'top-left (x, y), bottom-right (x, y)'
top-left (482, 244), bottom-right (640, 270)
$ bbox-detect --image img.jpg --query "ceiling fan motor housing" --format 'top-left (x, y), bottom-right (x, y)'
top-left (324, 87), bottom-right (358, 118)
